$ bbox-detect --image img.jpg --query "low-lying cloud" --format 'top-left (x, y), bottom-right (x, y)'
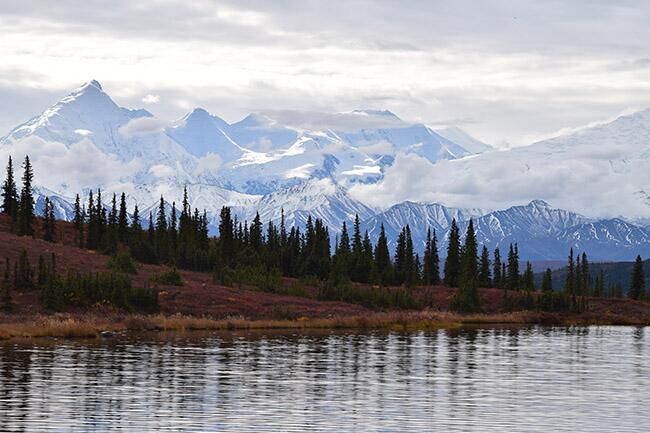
top-left (118, 117), bottom-right (170, 136)
top-left (0, 136), bottom-right (141, 194)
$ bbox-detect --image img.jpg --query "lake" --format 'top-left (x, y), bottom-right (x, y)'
top-left (0, 326), bottom-right (648, 432)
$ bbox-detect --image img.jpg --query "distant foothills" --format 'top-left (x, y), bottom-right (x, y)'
top-left (2, 81), bottom-right (650, 263)
top-left (1, 154), bottom-right (647, 322)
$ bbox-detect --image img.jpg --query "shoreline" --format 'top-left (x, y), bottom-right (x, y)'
top-left (1, 310), bottom-right (648, 341)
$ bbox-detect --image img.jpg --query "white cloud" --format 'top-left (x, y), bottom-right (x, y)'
top-left (0, 136), bottom-right (141, 194)
top-left (118, 117), bottom-right (169, 136)
top-left (142, 94), bottom-right (160, 104)
top-left (194, 152), bottom-right (223, 176)
top-left (148, 164), bottom-right (176, 178)
top-left (348, 138), bottom-right (650, 219)
top-left (3, 1), bottom-right (650, 146)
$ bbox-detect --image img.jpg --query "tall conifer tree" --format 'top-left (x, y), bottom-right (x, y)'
top-left (1, 156), bottom-right (18, 219)
top-left (629, 255), bottom-right (645, 300)
top-left (16, 156), bottom-right (35, 236)
top-left (444, 219), bottom-right (461, 287)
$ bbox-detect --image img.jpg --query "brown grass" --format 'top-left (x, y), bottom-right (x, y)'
top-left (3, 309), bottom-right (649, 341)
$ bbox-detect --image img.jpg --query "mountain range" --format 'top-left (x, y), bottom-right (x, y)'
top-left (2, 80), bottom-right (650, 261)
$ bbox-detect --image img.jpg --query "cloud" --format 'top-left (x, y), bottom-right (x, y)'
top-left (148, 164), bottom-right (176, 178)
top-left (141, 94), bottom-right (160, 104)
top-left (0, 136), bottom-right (141, 194)
top-left (194, 152), bottom-right (223, 176)
top-left (2, 1), bottom-right (650, 147)
top-left (259, 109), bottom-right (407, 132)
top-left (348, 136), bottom-right (650, 219)
top-left (118, 117), bottom-right (169, 136)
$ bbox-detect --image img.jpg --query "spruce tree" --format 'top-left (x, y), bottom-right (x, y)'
top-left (118, 192), bottom-right (129, 242)
top-left (1, 156), bottom-right (18, 219)
top-left (478, 245), bottom-right (491, 288)
top-left (629, 255), bottom-right (645, 300)
top-left (541, 268), bottom-right (553, 292)
top-left (42, 197), bottom-right (55, 242)
top-left (452, 219), bottom-right (480, 312)
top-left (565, 248), bottom-right (575, 294)
top-left (373, 224), bottom-right (392, 285)
top-left (580, 252), bottom-right (590, 296)
top-left (423, 228), bottom-right (441, 285)
top-left (461, 220), bottom-right (478, 284)
top-left (218, 206), bottom-right (235, 267)
top-left (73, 194), bottom-right (84, 246)
top-left (350, 214), bottom-right (365, 282)
top-left (404, 225), bottom-right (415, 287)
top-left (523, 261), bottom-right (535, 291)
top-left (506, 243), bottom-right (520, 290)
top-left (493, 247), bottom-right (502, 289)
top-left (444, 219), bottom-right (461, 287)
top-left (336, 221), bottom-right (351, 277)
top-left (393, 227), bottom-right (407, 285)
top-left (594, 270), bottom-right (605, 297)
top-left (16, 156), bottom-right (35, 236)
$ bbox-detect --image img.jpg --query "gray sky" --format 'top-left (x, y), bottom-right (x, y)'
top-left (2, 0), bottom-right (650, 146)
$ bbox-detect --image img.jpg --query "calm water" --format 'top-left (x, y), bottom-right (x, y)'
top-left (0, 326), bottom-right (648, 432)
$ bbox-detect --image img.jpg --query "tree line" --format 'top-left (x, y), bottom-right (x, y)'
top-left (1, 155), bottom-right (646, 314)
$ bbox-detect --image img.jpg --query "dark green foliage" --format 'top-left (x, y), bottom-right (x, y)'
top-left (593, 270), bottom-right (604, 297)
top-left (372, 224), bottom-right (392, 285)
top-left (42, 197), bottom-right (56, 242)
top-left (1, 156), bottom-right (18, 220)
top-left (492, 247), bottom-right (502, 289)
top-left (151, 267), bottom-right (184, 286)
top-left (478, 245), bottom-right (491, 288)
top-left (73, 194), bottom-right (84, 247)
top-left (565, 248), bottom-right (575, 294)
top-left (33, 252), bottom-right (157, 312)
top-left (579, 252), bottom-right (591, 296)
top-left (523, 261), bottom-right (535, 291)
top-left (14, 250), bottom-right (34, 290)
top-left (451, 219), bottom-right (480, 312)
top-left (541, 268), bottom-right (553, 292)
top-left (506, 243), bottom-right (520, 290)
top-left (16, 156), bottom-right (35, 236)
top-left (629, 255), bottom-right (645, 300)
top-left (107, 248), bottom-right (139, 274)
top-left (422, 228), bottom-right (440, 285)
top-left (394, 225), bottom-right (416, 286)
top-left (43, 271), bottom-right (158, 313)
top-left (443, 219), bottom-right (461, 287)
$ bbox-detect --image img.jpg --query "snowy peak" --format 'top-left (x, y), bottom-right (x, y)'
top-left (86, 79), bottom-right (102, 90)
top-left (351, 109), bottom-right (401, 120)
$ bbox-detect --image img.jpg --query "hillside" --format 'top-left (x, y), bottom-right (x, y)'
top-left (2, 213), bottom-right (650, 336)
top-left (0, 215), bottom-right (367, 319)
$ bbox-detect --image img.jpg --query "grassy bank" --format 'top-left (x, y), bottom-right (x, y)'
top-left (1, 310), bottom-right (648, 340)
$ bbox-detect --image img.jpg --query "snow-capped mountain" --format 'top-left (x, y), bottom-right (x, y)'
top-left (2, 80), bottom-right (650, 261)
top-left (364, 201), bottom-right (489, 249)
top-left (555, 219), bottom-right (650, 261)
top-left (1, 80), bottom-right (196, 176)
top-left (233, 178), bottom-right (375, 234)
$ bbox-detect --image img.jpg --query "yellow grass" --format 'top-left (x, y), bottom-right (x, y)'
top-left (0, 310), bottom-right (647, 341)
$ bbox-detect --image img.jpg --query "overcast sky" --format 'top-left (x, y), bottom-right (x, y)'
top-left (2, 0), bottom-right (650, 147)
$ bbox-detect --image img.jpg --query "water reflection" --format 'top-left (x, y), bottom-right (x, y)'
top-left (0, 326), bottom-right (648, 432)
